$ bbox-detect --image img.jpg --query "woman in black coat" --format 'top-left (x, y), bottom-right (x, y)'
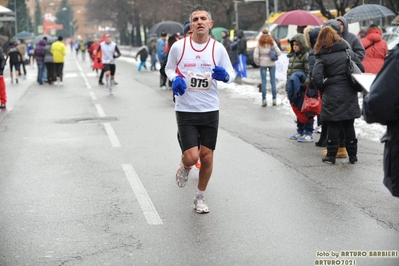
top-left (312, 26), bottom-right (364, 164)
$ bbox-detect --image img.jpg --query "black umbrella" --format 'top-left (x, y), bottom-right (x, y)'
top-left (149, 21), bottom-right (183, 35)
top-left (13, 31), bottom-right (34, 40)
top-left (32, 34), bottom-right (55, 45)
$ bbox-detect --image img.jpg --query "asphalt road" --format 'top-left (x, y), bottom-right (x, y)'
top-left (0, 50), bottom-right (398, 266)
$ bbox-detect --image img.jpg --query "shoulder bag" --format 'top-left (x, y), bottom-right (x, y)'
top-left (269, 45), bottom-right (278, 61)
top-left (345, 49), bottom-right (363, 92)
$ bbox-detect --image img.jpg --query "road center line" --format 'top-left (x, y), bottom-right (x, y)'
top-left (103, 123), bottom-right (121, 147)
top-left (94, 104), bottom-right (106, 117)
top-left (89, 91), bottom-right (97, 100)
top-left (122, 164), bottom-right (163, 225)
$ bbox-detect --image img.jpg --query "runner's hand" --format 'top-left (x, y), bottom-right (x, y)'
top-left (212, 66), bottom-right (229, 82)
top-left (172, 76), bottom-right (187, 96)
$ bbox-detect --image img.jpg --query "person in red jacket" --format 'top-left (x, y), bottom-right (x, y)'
top-left (361, 24), bottom-right (388, 74)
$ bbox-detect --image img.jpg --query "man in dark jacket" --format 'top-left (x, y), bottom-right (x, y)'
top-left (336, 17), bottom-right (365, 62)
top-left (363, 44), bottom-right (399, 197)
top-left (221, 30), bottom-right (232, 63)
top-left (236, 30), bottom-right (247, 78)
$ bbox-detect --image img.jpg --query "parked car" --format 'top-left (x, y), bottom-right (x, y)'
top-left (384, 33), bottom-right (399, 56)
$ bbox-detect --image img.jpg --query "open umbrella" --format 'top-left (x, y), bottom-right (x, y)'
top-left (149, 21), bottom-right (183, 35)
top-left (343, 4), bottom-right (396, 23)
top-left (211, 27), bottom-right (229, 41)
top-left (32, 34), bottom-right (55, 45)
top-left (273, 10), bottom-right (324, 26)
top-left (13, 31), bottom-right (34, 40)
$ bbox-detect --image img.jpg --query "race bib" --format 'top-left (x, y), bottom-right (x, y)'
top-left (186, 71), bottom-right (212, 91)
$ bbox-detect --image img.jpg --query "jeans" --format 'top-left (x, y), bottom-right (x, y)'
top-left (150, 52), bottom-right (157, 70)
top-left (36, 61), bottom-right (45, 84)
top-left (260, 65), bottom-right (277, 101)
top-left (297, 120), bottom-right (314, 134)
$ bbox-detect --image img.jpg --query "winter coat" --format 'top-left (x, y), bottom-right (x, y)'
top-left (230, 38), bottom-right (239, 65)
top-left (236, 30), bottom-right (247, 56)
top-left (221, 32), bottom-right (233, 62)
top-left (286, 33), bottom-right (309, 80)
top-left (336, 17), bottom-right (365, 61)
top-left (17, 43), bottom-right (26, 61)
top-left (147, 37), bottom-right (157, 54)
top-left (303, 26), bottom-right (321, 98)
top-left (51, 41), bottom-right (66, 63)
top-left (363, 44), bottom-right (399, 197)
top-left (157, 37), bottom-right (166, 62)
top-left (135, 46), bottom-right (148, 62)
top-left (361, 28), bottom-right (388, 74)
top-left (253, 41), bottom-right (281, 67)
top-left (312, 40), bottom-right (364, 122)
top-left (43, 43), bottom-right (54, 63)
top-left (34, 40), bottom-right (46, 62)
top-left (0, 48), bottom-right (6, 75)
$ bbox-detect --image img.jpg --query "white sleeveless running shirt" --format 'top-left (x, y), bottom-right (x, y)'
top-left (174, 37), bottom-right (219, 112)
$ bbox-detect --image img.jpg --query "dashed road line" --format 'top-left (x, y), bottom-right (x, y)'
top-left (94, 104), bottom-right (106, 117)
top-left (122, 164), bottom-right (163, 225)
top-left (103, 123), bottom-right (121, 147)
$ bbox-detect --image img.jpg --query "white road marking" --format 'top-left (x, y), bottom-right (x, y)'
top-left (103, 123), bottom-right (121, 147)
top-left (90, 91), bottom-right (97, 100)
top-left (86, 72), bottom-right (97, 77)
top-left (64, 73), bottom-right (78, 78)
top-left (94, 104), bottom-right (106, 117)
top-left (122, 164), bottom-right (163, 225)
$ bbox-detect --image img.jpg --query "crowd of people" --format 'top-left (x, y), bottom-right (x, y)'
top-left (0, 5), bottom-right (397, 209)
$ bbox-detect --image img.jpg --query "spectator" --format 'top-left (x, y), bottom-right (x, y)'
top-left (363, 43), bottom-right (399, 197)
top-left (312, 26), bottom-right (364, 164)
top-left (236, 30), bottom-right (247, 78)
top-left (17, 39), bottom-right (27, 77)
top-left (336, 17), bottom-right (365, 61)
top-left (51, 36), bottom-right (67, 86)
top-left (43, 39), bottom-right (55, 85)
top-left (157, 31), bottom-right (167, 89)
top-left (135, 45), bottom-right (148, 71)
top-left (361, 24), bottom-right (388, 74)
top-left (35, 39), bottom-right (47, 85)
top-left (253, 29), bottom-right (281, 107)
top-left (286, 33), bottom-right (312, 142)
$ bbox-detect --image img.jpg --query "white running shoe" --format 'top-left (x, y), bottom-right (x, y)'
top-left (175, 163), bottom-right (191, 188)
top-left (194, 195), bottom-right (210, 214)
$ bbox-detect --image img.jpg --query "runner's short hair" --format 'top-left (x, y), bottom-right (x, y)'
top-left (190, 4), bottom-right (212, 21)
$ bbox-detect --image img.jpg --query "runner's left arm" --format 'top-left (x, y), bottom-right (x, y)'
top-left (113, 46), bottom-right (122, 58)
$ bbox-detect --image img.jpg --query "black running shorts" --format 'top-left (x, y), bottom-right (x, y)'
top-left (176, 110), bottom-right (219, 152)
top-left (103, 64), bottom-right (116, 76)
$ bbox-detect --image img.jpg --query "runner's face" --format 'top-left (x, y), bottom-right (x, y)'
top-left (191, 10), bottom-right (213, 36)
top-left (105, 35), bottom-right (112, 43)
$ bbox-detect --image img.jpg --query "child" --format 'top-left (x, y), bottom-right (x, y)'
top-left (286, 33), bottom-right (314, 142)
top-left (135, 45), bottom-right (148, 71)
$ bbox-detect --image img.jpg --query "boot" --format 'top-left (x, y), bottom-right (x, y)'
top-left (315, 123), bottom-right (327, 147)
top-left (322, 139), bottom-right (339, 164)
top-left (345, 139), bottom-right (358, 164)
